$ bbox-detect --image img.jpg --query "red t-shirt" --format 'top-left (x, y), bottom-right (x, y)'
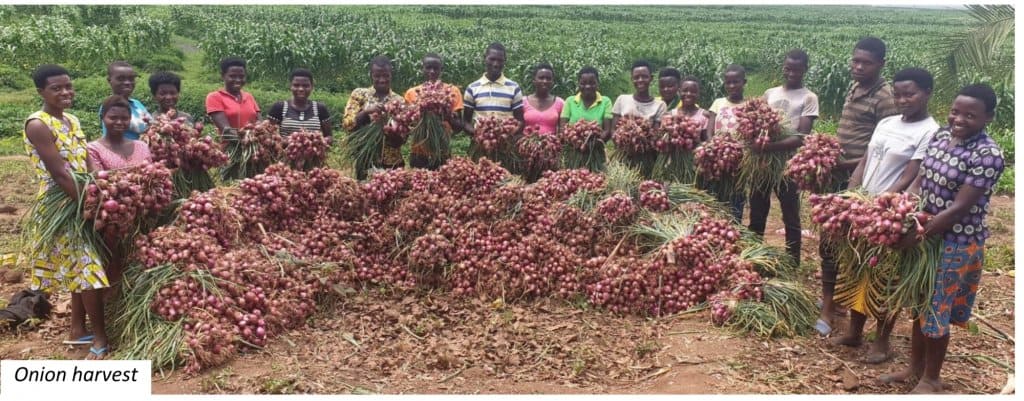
top-left (205, 89), bottom-right (260, 131)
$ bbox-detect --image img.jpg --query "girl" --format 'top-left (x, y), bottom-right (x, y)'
top-left (708, 64), bottom-right (749, 220)
top-left (673, 75), bottom-right (713, 140)
top-left (268, 68), bottom-right (333, 138)
top-left (522, 63), bottom-right (564, 136)
top-left (149, 71), bottom-right (193, 124)
top-left (558, 66), bottom-right (613, 172)
top-left (23, 65), bottom-right (110, 359)
top-left (206, 57), bottom-right (260, 135)
top-left (881, 84), bottom-right (1004, 394)
top-left (100, 61), bottom-right (151, 140)
top-left (612, 60), bottom-right (667, 177)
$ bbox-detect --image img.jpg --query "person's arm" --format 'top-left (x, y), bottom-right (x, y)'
top-left (317, 103), bottom-right (333, 138)
top-left (601, 117), bottom-right (613, 142)
top-left (512, 88), bottom-right (525, 135)
top-left (558, 117), bottom-right (568, 137)
top-left (848, 156), bottom-right (867, 189)
top-left (209, 112), bottom-right (232, 134)
top-left (26, 120), bottom-right (79, 200)
top-left (206, 93), bottom-right (232, 134)
top-left (610, 114), bottom-right (620, 142)
top-left (761, 134), bottom-right (803, 152)
top-left (883, 159), bottom-right (923, 194)
top-left (512, 107), bottom-right (525, 135)
top-left (266, 102), bottom-right (283, 125)
top-left (701, 110), bottom-right (714, 141)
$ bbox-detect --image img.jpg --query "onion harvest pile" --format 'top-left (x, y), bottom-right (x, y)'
top-left (809, 191), bottom-right (941, 319)
top-left (516, 126), bottom-right (561, 182)
top-left (612, 115), bottom-right (657, 178)
top-left (220, 120), bottom-right (284, 181)
top-left (652, 113), bottom-right (703, 184)
top-left (784, 133), bottom-right (842, 193)
top-left (561, 120), bottom-right (606, 172)
top-left (735, 98), bottom-right (792, 192)
top-left (141, 111), bottom-right (227, 196)
top-left (284, 129), bottom-right (331, 171)
top-left (110, 158), bottom-right (815, 375)
top-left (407, 81), bottom-right (455, 165)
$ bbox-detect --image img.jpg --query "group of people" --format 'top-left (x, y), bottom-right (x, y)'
top-left (21, 36), bottom-right (1004, 394)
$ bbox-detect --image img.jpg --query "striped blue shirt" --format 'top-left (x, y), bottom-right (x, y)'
top-left (464, 74), bottom-right (523, 121)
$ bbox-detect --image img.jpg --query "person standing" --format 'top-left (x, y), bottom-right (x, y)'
top-left (404, 53), bottom-right (464, 170)
top-left (100, 61), bottom-right (151, 140)
top-left (708, 64), bottom-right (750, 221)
top-left (343, 56), bottom-right (405, 180)
top-left (206, 57), bottom-right (260, 135)
top-left (462, 42), bottom-right (525, 171)
top-left (522, 62), bottom-right (564, 135)
top-left (612, 60), bottom-right (667, 178)
top-left (817, 37), bottom-right (899, 336)
top-left (148, 71), bottom-right (193, 124)
top-left (268, 68), bottom-right (333, 138)
top-left (558, 67), bottom-right (613, 172)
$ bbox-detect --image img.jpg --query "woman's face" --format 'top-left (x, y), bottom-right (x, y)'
top-left (155, 84), bottom-right (180, 111)
top-left (679, 81), bottom-right (700, 107)
top-left (631, 66), bottom-right (651, 94)
top-left (578, 73), bottom-right (599, 98)
top-left (108, 65), bottom-right (136, 97)
top-left (222, 66), bottom-right (247, 93)
top-left (39, 75), bottom-right (75, 110)
top-left (102, 106), bottom-right (131, 136)
top-left (290, 76), bottom-right (313, 101)
top-left (892, 80), bottom-right (930, 119)
top-left (723, 71), bottom-right (746, 99)
top-left (947, 95), bottom-right (992, 139)
top-left (533, 68), bottom-right (554, 95)
top-left (658, 77), bottom-right (678, 101)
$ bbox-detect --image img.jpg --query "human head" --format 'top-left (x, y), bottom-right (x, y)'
top-left (422, 52), bottom-right (443, 82)
top-left (289, 68), bottom-right (314, 101)
top-left (851, 37), bottom-right (886, 85)
top-left (783, 49), bottom-right (808, 88)
top-left (532, 62), bottom-right (555, 96)
top-left (219, 57), bottom-right (247, 94)
top-left (32, 64), bottom-right (74, 111)
top-left (148, 71), bottom-right (182, 112)
top-left (107, 61), bottom-right (136, 97)
top-left (369, 56), bottom-right (393, 94)
top-left (947, 84), bottom-right (996, 138)
top-left (658, 67), bottom-right (681, 102)
top-left (723, 64), bottom-right (747, 100)
top-left (891, 68), bottom-right (933, 120)
top-left (100, 95), bottom-right (132, 137)
top-left (679, 75), bottom-right (701, 108)
top-left (577, 66), bottom-right (599, 98)
top-left (484, 42), bottom-right (507, 80)
top-left (630, 60), bottom-right (653, 94)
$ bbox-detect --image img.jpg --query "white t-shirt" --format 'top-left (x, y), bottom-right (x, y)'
top-left (861, 115), bottom-right (939, 195)
top-left (612, 94), bottom-right (667, 125)
top-left (763, 86), bottom-right (819, 135)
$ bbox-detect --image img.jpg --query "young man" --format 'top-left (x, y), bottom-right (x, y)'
top-left (817, 37), bottom-right (900, 336)
top-left (462, 42), bottom-right (525, 140)
top-left (749, 49), bottom-right (818, 272)
top-left (405, 53), bottom-right (464, 170)
top-left (101, 61), bottom-right (151, 140)
top-left (656, 67), bottom-right (681, 110)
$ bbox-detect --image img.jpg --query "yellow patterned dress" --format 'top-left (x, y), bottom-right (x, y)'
top-left (22, 111), bottom-right (108, 293)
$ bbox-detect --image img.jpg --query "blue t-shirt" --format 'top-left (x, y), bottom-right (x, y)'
top-left (99, 98), bottom-right (151, 140)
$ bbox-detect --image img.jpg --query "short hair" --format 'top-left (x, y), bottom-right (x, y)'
top-left (369, 56), bottom-right (393, 70)
top-left (532, 62), bottom-right (554, 78)
top-left (100, 95), bottom-right (131, 118)
top-left (855, 36), bottom-right (887, 61)
top-left (630, 60), bottom-right (652, 74)
top-left (219, 57), bottom-right (246, 75)
top-left (785, 49), bottom-right (809, 68)
top-left (148, 71), bottom-right (181, 95)
top-left (106, 61), bottom-right (133, 78)
top-left (577, 66), bottom-right (599, 81)
top-left (485, 42), bottom-right (506, 56)
top-left (32, 64), bottom-right (69, 89)
top-left (289, 68), bottom-right (313, 82)
top-left (958, 84), bottom-right (998, 114)
top-left (723, 64), bottom-right (746, 77)
top-left (658, 67), bottom-right (681, 81)
top-left (423, 52), bottom-right (442, 63)
top-left (892, 68), bottom-right (933, 92)
top-left (680, 75), bottom-right (701, 86)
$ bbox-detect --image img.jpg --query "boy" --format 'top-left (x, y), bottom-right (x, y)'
top-left (462, 42), bottom-right (525, 139)
top-left (405, 53), bottom-right (464, 169)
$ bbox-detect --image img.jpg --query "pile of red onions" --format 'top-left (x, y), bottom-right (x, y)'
top-left (563, 120), bottom-right (604, 152)
top-left (656, 113), bottom-right (702, 153)
top-left (82, 161), bottom-right (174, 237)
top-left (785, 133), bottom-right (842, 192)
top-left (473, 115), bottom-right (519, 153)
top-left (735, 98), bottom-right (783, 148)
top-left (694, 134), bottom-right (744, 181)
top-left (612, 115), bottom-right (656, 155)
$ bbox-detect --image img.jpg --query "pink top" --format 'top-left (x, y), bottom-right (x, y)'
top-left (86, 140), bottom-right (152, 170)
top-left (523, 96), bottom-right (565, 135)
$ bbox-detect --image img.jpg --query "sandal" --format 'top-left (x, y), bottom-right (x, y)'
top-left (86, 346), bottom-right (108, 360)
top-left (815, 318), bottom-right (832, 336)
top-left (62, 334), bottom-right (95, 345)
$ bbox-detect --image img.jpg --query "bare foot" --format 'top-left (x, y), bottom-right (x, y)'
top-left (830, 333), bottom-right (861, 347)
top-left (864, 342), bottom-right (892, 364)
top-left (878, 368), bottom-right (919, 385)
top-left (910, 378), bottom-right (944, 394)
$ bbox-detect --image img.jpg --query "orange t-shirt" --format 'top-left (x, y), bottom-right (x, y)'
top-left (404, 82), bottom-right (463, 157)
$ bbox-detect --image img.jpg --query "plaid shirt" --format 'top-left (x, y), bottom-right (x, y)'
top-left (836, 77), bottom-right (899, 162)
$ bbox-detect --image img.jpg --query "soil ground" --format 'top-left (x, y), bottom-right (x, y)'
top-left (0, 156), bottom-right (1014, 394)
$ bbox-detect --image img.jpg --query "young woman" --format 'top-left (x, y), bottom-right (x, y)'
top-left (86, 95), bottom-right (153, 305)
top-left (342, 56), bottom-right (405, 180)
top-left (672, 75), bottom-right (713, 140)
top-left (881, 84), bottom-right (1005, 394)
top-left (831, 68), bottom-right (939, 364)
top-left (612, 60), bottom-right (667, 177)
top-left (268, 68), bottom-right (332, 138)
top-left (522, 63), bottom-right (564, 135)
top-left (206, 57), bottom-right (260, 135)
top-left (149, 71), bottom-right (193, 124)
top-left (558, 67), bottom-right (612, 172)
top-left (100, 61), bottom-right (151, 140)
top-left (23, 65), bottom-right (110, 359)
top-left (708, 64), bottom-right (749, 221)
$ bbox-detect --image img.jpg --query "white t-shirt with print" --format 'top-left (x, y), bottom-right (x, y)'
top-left (861, 115), bottom-right (939, 195)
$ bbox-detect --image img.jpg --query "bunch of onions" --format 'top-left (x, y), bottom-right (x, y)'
top-left (735, 98), bottom-right (791, 193)
top-left (562, 120), bottom-right (606, 172)
top-left (851, 192), bottom-right (929, 247)
top-left (473, 115), bottom-right (519, 154)
top-left (221, 120), bottom-right (284, 180)
top-left (383, 99), bottom-right (420, 140)
top-left (141, 113), bottom-right (195, 169)
top-left (143, 113), bottom-right (223, 195)
top-left (284, 129), bottom-right (331, 171)
top-left (612, 115), bottom-right (656, 156)
top-left (638, 180), bottom-right (671, 212)
top-left (82, 161), bottom-right (174, 239)
top-left (694, 133), bottom-right (746, 201)
top-left (595, 192), bottom-right (637, 225)
top-left (785, 133), bottom-right (842, 193)
top-left (408, 81), bottom-right (455, 165)
top-left (516, 125), bottom-right (562, 182)
top-left (735, 98), bottom-right (783, 148)
top-left (178, 189), bottom-right (242, 247)
top-left (653, 113), bottom-right (702, 183)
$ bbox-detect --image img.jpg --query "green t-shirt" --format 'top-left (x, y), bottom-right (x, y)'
top-left (561, 93), bottom-right (613, 124)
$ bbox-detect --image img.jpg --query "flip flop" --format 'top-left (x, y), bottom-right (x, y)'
top-left (62, 334), bottom-right (94, 345)
top-left (814, 318), bottom-right (832, 336)
top-left (87, 346), bottom-right (108, 360)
